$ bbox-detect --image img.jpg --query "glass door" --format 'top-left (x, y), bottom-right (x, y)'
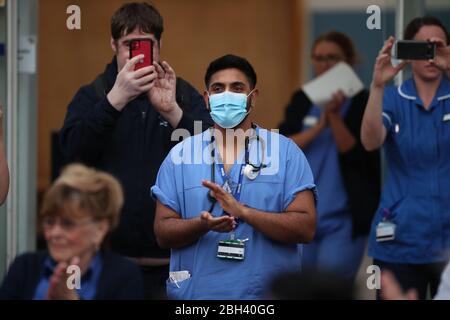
top-left (0, 0), bottom-right (38, 278)
top-left (0, 0), bottom-right (8, 278)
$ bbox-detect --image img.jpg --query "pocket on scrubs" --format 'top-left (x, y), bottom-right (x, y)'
top-left (184, 186), bottom-right (213, 218)
top-left (166, 276), bottom-right (194, 300)
top-left (376, 194), bottom-right (434, 257)
top-left (394, 195), bottom-right (433, 248)
top-left (242, 180), bottom-right (284, 212)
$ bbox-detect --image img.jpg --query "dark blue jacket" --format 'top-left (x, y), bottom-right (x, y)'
top-left (0, 251), bottom-right (144, 300)
top-left (59, 58), bottom-right (212, 258)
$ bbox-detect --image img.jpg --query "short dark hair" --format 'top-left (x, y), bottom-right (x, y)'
top-left (111, 2), bottom-right (164, 42)
top-left (404, 16), bottom-right (449, 44)
top-left (312, 31), bottom-right (358, 65)
top-left (204, 54), bottom-right (257, 89)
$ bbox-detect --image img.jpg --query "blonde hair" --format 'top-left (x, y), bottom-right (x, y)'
top-left (41, 164), bottom-right (124, 229)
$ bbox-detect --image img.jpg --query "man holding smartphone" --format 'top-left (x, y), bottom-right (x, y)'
top-left (60, 2), bottom-right (212, 299)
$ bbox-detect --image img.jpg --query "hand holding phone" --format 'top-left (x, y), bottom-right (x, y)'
top-left (371, 36), bottom-right (408, 87)
top-left (129, 39), bottom-right (153, 70)
top-left (428, 37), bottom-right (450, 71)
top-left (107, 53), bottom-right (158, 111)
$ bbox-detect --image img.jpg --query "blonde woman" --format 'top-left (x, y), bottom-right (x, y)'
top-left (0, 164), bottom-right (143, 300)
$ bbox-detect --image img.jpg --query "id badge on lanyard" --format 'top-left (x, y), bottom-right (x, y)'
top-left (217, 239), bottom-right (248, 261)
top-left (376, 209), bottom-right (396, 242)
top-left (215, 163), bottom-right (248, 261)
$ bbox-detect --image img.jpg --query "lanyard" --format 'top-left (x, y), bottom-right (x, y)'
top-left (212, 127), bottom-right (256, 202)
top-left (382, 208), bottom-right (392, 221)
top-left (216, 161), bottom-right (245, 239)
top-left (216, 161), bottom-right (246, 202)
top-left (211, 132), bottom-right (254, 238)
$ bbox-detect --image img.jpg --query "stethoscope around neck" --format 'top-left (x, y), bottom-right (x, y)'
top-left (207, 124), bottom-right (267, 209)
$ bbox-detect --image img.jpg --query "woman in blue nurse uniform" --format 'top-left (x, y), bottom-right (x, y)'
top-left (361, 16), bottom-right (450, 299)
top-left (279, 31), bottom-right (381, 283)
top-left (151, 55), bottom-right (317, 300)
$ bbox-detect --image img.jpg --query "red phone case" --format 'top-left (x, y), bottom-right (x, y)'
top-left (130, 39), bottom-right (153, 71)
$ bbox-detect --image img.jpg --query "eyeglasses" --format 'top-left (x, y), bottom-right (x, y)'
top-left (311, 54), bottom-right (343, 64)
top-left (42, 216), bottom-right (94, 231)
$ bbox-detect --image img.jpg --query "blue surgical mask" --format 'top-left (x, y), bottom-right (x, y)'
top-left (208, 90), bottom-right (254, 129)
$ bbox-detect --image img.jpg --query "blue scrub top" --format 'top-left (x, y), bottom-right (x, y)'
top-left (301, 100), bottom-right (351, 225)
top-left (368, 76), bottom-right (450, 264)
top-left (151, 128), bottom-right (316, 300)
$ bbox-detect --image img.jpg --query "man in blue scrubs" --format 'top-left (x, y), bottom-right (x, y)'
top-left (151, 55), bottom-right (317, 299)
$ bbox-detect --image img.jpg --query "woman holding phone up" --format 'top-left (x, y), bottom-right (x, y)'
top-left (361, 16), bottom-right (450, 299)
